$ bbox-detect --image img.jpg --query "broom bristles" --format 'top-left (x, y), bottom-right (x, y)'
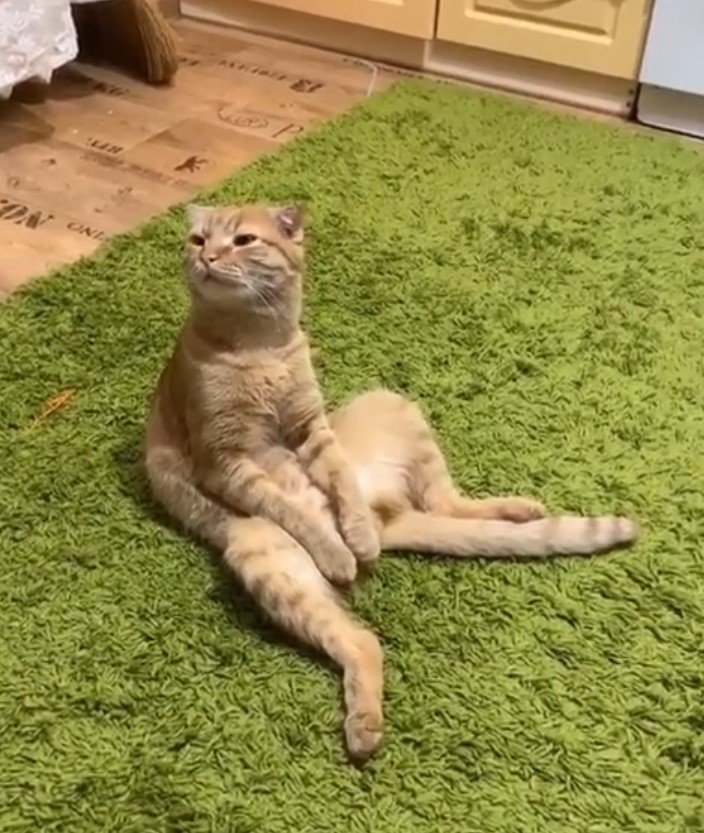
top-left (73, 0), bottom-right (178, 85)
top-left (131, 0), bottom-right (179, 83)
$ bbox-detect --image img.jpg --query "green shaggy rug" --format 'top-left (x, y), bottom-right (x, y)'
top-left (2, 79), bottom-right (704, 833)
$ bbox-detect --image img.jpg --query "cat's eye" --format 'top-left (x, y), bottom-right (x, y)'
top-left (189, 233), bottom-right (205, 246)
top-left (234, 233), bottom-right (258, 247)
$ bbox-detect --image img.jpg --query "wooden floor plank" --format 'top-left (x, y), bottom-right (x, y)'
top-left (0, 18), bottom-right (384, 294)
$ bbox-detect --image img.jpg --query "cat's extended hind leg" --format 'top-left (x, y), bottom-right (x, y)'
top-left (331, 390), bottom-right (636, 558)
top-left (330, 389), bottom-right (544, 524)
top-left (224, 518), bottom-right (385, 762)
top-left (399, 401), bottom-right (546, 522)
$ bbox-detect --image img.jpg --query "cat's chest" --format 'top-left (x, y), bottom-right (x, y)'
top-left (199, 355), bottom-right (295, 421)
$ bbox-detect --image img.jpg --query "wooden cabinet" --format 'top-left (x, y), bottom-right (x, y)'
top-left (436, 0), bottom-right (653, 78)
top-left (252, 0), bottom-right (437, 38)
top-left (183, 0), bottom-right (654, 112)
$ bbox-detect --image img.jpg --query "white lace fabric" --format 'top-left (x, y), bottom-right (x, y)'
top-left (0, 0), bottom-right (101, 98)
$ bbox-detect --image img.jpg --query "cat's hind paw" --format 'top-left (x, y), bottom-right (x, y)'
top-left (492, 498), bottom-right (547, 523)
top-left (345, 710), bottom-right (384, 763)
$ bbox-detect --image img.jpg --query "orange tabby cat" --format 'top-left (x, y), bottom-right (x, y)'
top-left (145, 203), bottom-right (637, 761)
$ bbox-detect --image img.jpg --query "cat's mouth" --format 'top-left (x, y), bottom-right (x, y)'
top-left (204, 270), bottom-right (244, 287)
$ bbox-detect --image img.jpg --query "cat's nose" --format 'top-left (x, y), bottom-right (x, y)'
top-left (203, 252), bottom-right (218, 263)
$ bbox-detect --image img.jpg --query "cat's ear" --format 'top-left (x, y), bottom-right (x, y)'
top-left (186, 203), bottom-right (211, 228)
top-left (272, 204), bottom-right (305, 243)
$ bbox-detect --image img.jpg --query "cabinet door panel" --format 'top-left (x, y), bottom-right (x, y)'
top-left (437, 0), bottom-right (653, 78)
top-left (253, 0), bottom-right (436, 38)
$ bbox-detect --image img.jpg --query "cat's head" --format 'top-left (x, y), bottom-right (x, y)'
top-left (184, 203), bottom-right (305, 309)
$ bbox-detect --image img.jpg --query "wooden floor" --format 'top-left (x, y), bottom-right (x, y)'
top-left (0, 18), bottom-right (394, 297)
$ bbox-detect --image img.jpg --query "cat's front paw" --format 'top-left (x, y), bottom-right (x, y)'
top-left (342, 515), bottom-right (381, 565)
top-left (316, 535), bottom-right (358, 586)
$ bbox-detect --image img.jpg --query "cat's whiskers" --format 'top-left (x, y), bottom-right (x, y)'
top-left (252, 283), bottom-right (283, 317)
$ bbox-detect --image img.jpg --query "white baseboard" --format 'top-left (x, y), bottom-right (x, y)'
top-left (637, 84), bottom-right (704, 140)
top-left (426, 41), bottom-right (635, 117)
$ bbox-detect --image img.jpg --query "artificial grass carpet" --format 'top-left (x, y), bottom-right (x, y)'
top-left (2, 79), bottom-right (704, 832)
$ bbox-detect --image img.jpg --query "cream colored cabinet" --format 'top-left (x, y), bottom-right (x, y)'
top-left (252, 0), bottom-right (437, 38)
top-left (436, 0), bottom-right (653, 78)
top-left (184, 0), bottom-right (654, 112)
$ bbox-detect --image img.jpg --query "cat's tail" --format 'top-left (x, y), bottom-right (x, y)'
top-left (381, 512), bottom-right (638, 558)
